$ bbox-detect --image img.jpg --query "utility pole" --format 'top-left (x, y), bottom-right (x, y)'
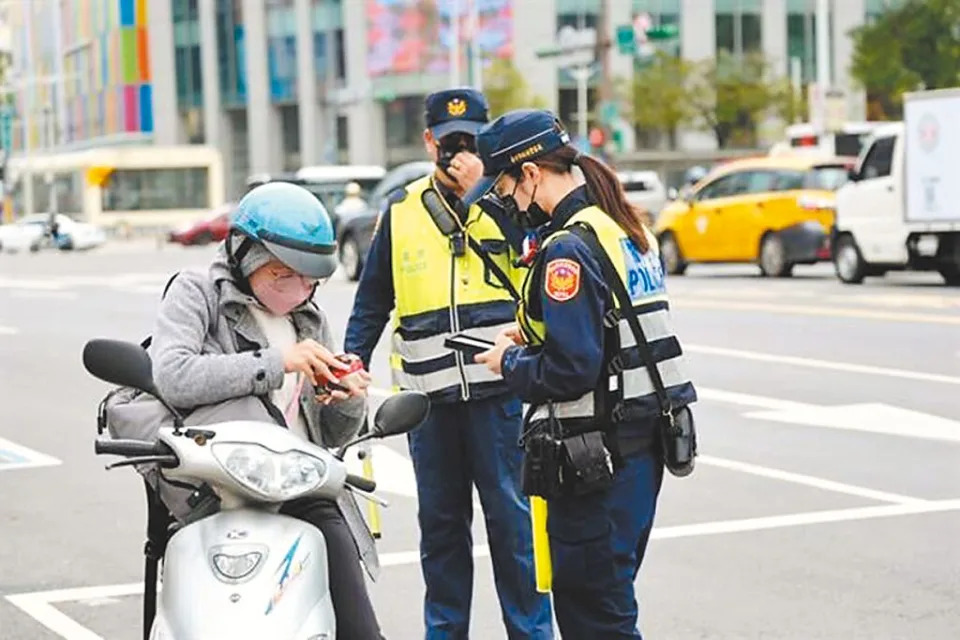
top-left (815, 0), bottom-right (831, 133)
top-left (596, 0), bottom-right (613, 107)
top-left (449, 0), bottom-right (461, 87)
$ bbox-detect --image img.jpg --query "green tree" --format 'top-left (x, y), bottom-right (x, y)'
top-left (626, 52), bottom-right (697, 149)
top-left (482, 58), bottom-right (547, 118)
top-left (850, 0), bottom-right (960, 119)
top-left (689, 51), bottom-right (791, 148)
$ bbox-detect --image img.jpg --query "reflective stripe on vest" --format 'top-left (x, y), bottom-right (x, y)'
top-left (520, 205), bottom-right (692, 424)
top-left (390, 175), bottom-right (520, 398)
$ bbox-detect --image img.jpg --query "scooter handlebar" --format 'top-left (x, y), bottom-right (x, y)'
top-left (346, 473), bottom-right (376, 493)
top-left (95, 438), bottom-right (170, 458)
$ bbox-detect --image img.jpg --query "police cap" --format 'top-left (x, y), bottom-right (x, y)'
top-left (424, 88), bottom-right (490, 139)
top-left (462, 109), bottom-right (571, 206)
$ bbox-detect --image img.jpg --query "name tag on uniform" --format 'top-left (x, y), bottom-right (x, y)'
top-left (620, 239), bottom-right (666, 301)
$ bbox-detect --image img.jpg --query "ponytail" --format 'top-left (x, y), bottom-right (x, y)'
top-left (532, 145), bottom-right (651, 253)
top-left (575, 154), bottom-right (651, 253)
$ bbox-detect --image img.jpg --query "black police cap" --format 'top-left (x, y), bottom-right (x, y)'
top-left (462, 109), bottom-right (571, 205)
top-left (424, 88), bottom-right (490, 139)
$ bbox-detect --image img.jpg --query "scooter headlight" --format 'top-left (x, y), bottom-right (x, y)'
top-left (212, 443), bottom-right (326, 501)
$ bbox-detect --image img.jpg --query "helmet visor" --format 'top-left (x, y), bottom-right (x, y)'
top-left (262, 239), bottom-right (338, 280)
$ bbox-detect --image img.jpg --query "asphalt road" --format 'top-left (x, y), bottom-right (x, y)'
top-left (1, 242), bottom-right (958, 639)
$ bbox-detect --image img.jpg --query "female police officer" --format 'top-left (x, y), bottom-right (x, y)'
top-left (464, 110), bottom-right (697, 639)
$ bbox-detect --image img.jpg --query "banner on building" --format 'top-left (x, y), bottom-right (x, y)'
top-left (366, 0), bottom-right (513, 77)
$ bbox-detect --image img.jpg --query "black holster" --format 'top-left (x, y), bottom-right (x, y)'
top-left (660, 405), bottom-right (697, 477)
top-left (521, 412), bottom-right (614, 498)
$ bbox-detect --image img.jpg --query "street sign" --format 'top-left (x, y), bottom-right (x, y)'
top-left (598, 100), bottom-right (618, 126)
top-left (0, 105), bottom-right (13, 152)
top-left (645, 24), bottom-right (679, 41)
top-left (536, 26), bottom-right (596, 68)
top-left (616, 25), bottom-right (636, 55)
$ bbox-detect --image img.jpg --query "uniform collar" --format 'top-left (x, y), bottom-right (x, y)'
top-left (541, 184), bottom-right (591, 238)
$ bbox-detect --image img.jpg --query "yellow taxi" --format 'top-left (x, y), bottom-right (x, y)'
top-left (654, 155), bottom-right (851, 277)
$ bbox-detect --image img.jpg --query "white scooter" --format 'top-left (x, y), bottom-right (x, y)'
top-left (83, 338), bottom-right (429, 640)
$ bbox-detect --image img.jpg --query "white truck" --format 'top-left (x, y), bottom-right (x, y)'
top-left (832, 88), bottom-right (960, 285)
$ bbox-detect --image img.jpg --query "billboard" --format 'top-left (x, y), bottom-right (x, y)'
top-left (366, 0), bottom-right (513, 77)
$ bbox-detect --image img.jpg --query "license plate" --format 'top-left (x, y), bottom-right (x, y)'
top-left (916, 235), bottom-right (939, 257)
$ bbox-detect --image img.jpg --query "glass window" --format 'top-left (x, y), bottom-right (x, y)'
top-left (806, 165), bottom-right (850, 191)
top-left (835, 133), bottom-right (868, 158)
top-left (859, 136), bottom-right (895, 180)
top-left (716, 0), bottom-right (762, 56)
top-left (697, 173), bottom-right (740, 200)
top-left (384, 95), bottom-right (426, 147)
top-left (741, 171), bottom-right (777, 194)
top-left (775, 170), bottom-right (806, 191)
top-left (101, 168), bottom-right (210, 211)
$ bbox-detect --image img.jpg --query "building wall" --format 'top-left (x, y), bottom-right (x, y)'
top-left (6, 0), bottom-right (158, 154)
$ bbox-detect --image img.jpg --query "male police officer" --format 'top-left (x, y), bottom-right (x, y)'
top-left (344, 89), bottom-right (553, 639)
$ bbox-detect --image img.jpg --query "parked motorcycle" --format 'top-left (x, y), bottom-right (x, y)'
top-left (82, 338), bottom-right (429, 640)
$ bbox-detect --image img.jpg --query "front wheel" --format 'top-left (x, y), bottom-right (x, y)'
top-left (758, 233), bottom-right (793, 277)
top-left (339, 235), bottom-right (363, 281)
top-left (658, 232), bottom-right (687, 275)
top-left (833, 234), bottom-right (867, 284)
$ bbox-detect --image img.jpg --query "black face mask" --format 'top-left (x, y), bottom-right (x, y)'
top-left (435, 133), bottom-right (477, 178)
top-left (501, 178), bottom-right (550, 230)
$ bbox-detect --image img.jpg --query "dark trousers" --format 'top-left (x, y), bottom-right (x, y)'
top-left (548, 451), bottom-right (664, 639)
top-left (281, 498), bottom-right (384, 640)
top-left (407, 394), bottom-right (554, 639)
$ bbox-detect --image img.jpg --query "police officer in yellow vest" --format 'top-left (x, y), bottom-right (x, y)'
top-left (468, 109), bottom-right (698, 639)
top-left (344, 90), bottom-right (553, 639)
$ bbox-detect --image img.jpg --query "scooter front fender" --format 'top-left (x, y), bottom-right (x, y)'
top-left (152, 509), bottom-right (334, 639)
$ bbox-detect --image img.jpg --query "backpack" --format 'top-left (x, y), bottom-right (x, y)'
top-left (96, 272), bottom-right (283, 522)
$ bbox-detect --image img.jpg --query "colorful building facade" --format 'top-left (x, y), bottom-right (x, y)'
top-left (5, 0), bottom-right (155, 153)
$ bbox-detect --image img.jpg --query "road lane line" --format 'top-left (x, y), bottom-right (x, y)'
top-left (0, 325), bottom-right (18, 335)
top-left (9, 498), bottom-right (960, 639)
top-left (3, 594), bottom-right (104, 640)
top-left (650, 498), bottom-right (960, 540)
top-left (673, 297), bottom-right (960, 326)
top-left (10, 290), bottom-right (79, 300)
top-left (687, 344), bottom-right (960, 386)
top-left (0, 437), bottom-right (62, 471)
top-left (698, 455), bottom-right (927, 505)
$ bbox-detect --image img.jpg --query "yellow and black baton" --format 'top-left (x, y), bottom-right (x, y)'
top-left (531, 496), bottom-right (552, 592)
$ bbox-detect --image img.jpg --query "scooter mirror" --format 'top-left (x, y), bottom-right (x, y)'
top-left (372, 391), bottom-right (430, 438)
top-left (83, 338), bottom-right (158, 395)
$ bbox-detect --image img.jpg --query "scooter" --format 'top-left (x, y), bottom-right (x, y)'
top-left (82, 338), bottom-right (430, 640)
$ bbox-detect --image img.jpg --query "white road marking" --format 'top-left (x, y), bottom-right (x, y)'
top-left (10, 290), bottom-right (79, 300)
top-left (0, 436), bottom-right (62, 471)
top-left (674, 298), bottom-right (960, 326)
top-left (688, 344), bottom-right (960, 386)
top-left (698, 456), bottom-right (927, 505)
top-left (697, 386), bottom-right (960, 444)
top-left (0, 325), bottom-right (18, 335)
top-left (9, 498), bottom-right (960, 639)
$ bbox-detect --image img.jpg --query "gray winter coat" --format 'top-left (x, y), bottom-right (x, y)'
top-left (149, 248), bottom-right (379, 578)
top-left (151, 250), bottom-right (365, 446)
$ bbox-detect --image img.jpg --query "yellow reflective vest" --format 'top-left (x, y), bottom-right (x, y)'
top-left (518, 204), bottom-right (694, 429)
top-left (389, 175), bottom-right (522, 401)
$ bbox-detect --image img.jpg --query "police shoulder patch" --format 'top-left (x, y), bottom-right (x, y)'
top-left (544, 258), bottom-right (581, 302)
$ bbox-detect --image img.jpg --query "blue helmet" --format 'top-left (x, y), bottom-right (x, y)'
top-left (231, 182), bottom-right (337, 279)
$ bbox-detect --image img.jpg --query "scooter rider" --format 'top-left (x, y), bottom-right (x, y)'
top-left (150, 181), bottom-right (384, 639)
